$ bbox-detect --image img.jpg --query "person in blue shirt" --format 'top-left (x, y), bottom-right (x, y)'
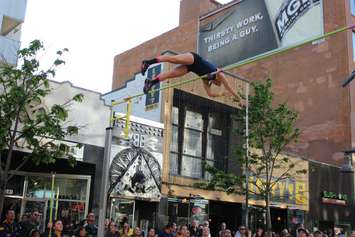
top-left (0, 209), bottom-right (20, 237)
top-left (158, 223), bottom-right (174, 237)
top-left (141, 52), bottom-right (237, 98)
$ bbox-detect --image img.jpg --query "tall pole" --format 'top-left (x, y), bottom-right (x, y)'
top-left (245, 83), bottom-right (250, 228)
top-left (48, 173), bottom-right (55, 237)
top-left (98, 127), bottom-right (113, 236)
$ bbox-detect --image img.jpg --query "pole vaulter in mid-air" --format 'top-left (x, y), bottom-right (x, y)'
top-left (141, 52), bottom-right (238, 98)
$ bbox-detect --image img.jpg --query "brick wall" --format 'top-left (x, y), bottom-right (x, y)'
top-left (111, 0), bottom-right (351, 165)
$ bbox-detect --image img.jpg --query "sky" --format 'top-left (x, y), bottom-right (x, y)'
top-left (21, 0), bottom-right (232, 94)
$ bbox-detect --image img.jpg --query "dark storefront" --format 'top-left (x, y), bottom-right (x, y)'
top-left (307, 161), bottom-right (355, 233)
top-left (3, 144), bottom-right (104, 234)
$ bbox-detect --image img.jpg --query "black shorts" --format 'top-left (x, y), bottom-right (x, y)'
top-left (186, 52), bottom-right (217, 81)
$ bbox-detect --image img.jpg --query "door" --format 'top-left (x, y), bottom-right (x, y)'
top-left (21, 199), bottom-right (48, 233)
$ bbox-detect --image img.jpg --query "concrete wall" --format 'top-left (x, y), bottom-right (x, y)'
top-left (46, 81), bottom-right (111, 147)
top-left (103, 68), bottom-right (163, 123)
top-left (0, 0), bottom-right (27, 22)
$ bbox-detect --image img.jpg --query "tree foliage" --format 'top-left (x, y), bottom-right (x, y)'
top-left (197, 79), bottom-right (306, 232)
top-left (0, 40), bottom-right (83, 217)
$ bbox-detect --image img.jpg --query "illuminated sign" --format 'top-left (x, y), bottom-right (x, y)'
top-left (321, 191), bottom-right (347, 206)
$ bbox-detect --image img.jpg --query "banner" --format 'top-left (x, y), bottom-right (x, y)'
top-left (198, 0), bottom-right (323, 67)
top-left (109, 115), bottom-right (164, 201)
top-left (145, 65), bottom-right (161, 111)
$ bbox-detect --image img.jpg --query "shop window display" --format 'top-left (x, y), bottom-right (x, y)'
top-left (3, 173), bottom-right (90, 234)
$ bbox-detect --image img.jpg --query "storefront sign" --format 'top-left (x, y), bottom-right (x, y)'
top-left (321, 191), bottom-right (347, 206)
top-left (247, 152), bottom-right (309, 210)
top-left (198, 0), bottom-right (323, 67)
top-left (109, 116), bottom-right (164, 201)
top-left (249, 176), bottom-right (308, 206)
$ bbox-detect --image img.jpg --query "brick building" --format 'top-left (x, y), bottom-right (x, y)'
top-left (105, 0), bottom-right (355, 233)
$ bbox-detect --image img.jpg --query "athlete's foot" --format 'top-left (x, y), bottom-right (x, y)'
top-left (141, 60), bottom-right (150, 76)
top-left (143, 79), bottom-right (153, 94)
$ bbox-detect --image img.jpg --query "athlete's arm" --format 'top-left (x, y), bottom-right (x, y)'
top-left (218, 72), bottom-right (238, 97)
top-left (203, 80), bottom-right (222, 98)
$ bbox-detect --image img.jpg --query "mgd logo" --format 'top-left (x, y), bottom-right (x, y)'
top-left (275, 0), bottom-right (320, 41)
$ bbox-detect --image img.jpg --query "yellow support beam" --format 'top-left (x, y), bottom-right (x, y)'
top-left (124, 99), bottom-right (132, 139)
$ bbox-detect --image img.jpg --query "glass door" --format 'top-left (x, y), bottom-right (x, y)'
top-left (21, 198), bottom-right (48, 233)
top-left (110, 198), bottom-right (135, 226)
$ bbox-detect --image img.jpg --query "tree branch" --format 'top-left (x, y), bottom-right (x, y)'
top-left (270, 164), bottom-right (295, 189)
top-left (7, 155), bottom-right (31, 181)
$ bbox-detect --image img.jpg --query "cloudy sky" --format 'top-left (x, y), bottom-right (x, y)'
top-left (21, 0), bottom-right (232, 93)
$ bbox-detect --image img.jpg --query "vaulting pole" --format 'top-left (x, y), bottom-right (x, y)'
top-left (111, 24), bottom-right (355, 107)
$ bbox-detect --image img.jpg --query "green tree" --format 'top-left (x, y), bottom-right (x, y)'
top-left (198, 79), bottom-right (306, 235)
top-left (0, 40), bottom-right (83, 217)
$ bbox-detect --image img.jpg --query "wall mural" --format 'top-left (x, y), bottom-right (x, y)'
top-left (109, 117), bottom-right (164, 201)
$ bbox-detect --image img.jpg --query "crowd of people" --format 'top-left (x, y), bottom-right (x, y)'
top-left (0, 209), bottom-right (354, 237)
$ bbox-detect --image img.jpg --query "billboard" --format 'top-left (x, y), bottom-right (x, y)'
top-left (198, 0), bottom-right (323, 67)
top-left (109, 115), bottom-right (164, 201)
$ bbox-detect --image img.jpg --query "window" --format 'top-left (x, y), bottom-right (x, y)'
top-left (351, 0), bottom-right (355, 16)
top-left (169, 91), bottom-right (231, 179)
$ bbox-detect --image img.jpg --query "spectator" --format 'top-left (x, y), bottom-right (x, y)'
top-left (314, 231), bottom-right (323, 237)
top-left (132, 227), bottom-right (142, 237)
top-left (297, 228), bottom-right (309, 237)
top-left (147, 228), bottom-right (157, 237)
top-left (20, 209), bottom-right (41, 237)
top-left (253, 228), bottom-right (264, 237)
top-left (218, 223), bottom-right (227, 237)
top-left (234, 226), bottom-right (247, 237)
top-left (120, 223), bottom-right (133, 237)
top-left (172, 223), bottom-right (177, 237)
top-left (189, 220), bottom-right (201, 237)
top-left (0, 209), bottom-right (20, 237)
top-left (105, 221), bottom-right (120, 237)
top-left (41, 219), bottom-right (63, 237)
top-left (177, 225), bottom-right (189, 237)
top-left (202, 227), bottom-right (210, 237)
top-left (202, 222), bottom-right (210, 237)
top-left (351, 231), bottom-right (355, 237)
top-left (159, 224), bottom-right (174, 237)
top-left (224, 230), bottom-right (232, 237)
top-left (280, 229), bottom-right (289, 237)
top-left (82, 213), bottom-right (97, 237)
top-left (30, 229), bottom-right (41, 237)
top-left (75, 226), bottom-right (88, 237)
top-left (104, 219), bottom-right (111, 232)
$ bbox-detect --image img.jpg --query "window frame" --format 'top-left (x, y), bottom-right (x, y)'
top-left (170, 91), bottom-right (231, 179)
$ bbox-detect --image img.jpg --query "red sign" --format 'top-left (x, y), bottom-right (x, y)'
top-left (321, 198), bottom-right (346, 206)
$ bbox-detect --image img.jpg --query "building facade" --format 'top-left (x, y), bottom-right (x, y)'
top-left (4, 81), bottom-right (111, 234)
top-left (0, 0), bottom-right (27, 65)
top-left (107, 0), bottom-right (355, 233)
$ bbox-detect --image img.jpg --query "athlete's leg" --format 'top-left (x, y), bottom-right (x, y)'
top-left (141, 53), bottom-right (194, 75)
top-left (155, 65), bottom-right (189, 81)
top-left (156, 53), bottom-right (194, 65)
top-left (143, 65), bottom-right (188, 94)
